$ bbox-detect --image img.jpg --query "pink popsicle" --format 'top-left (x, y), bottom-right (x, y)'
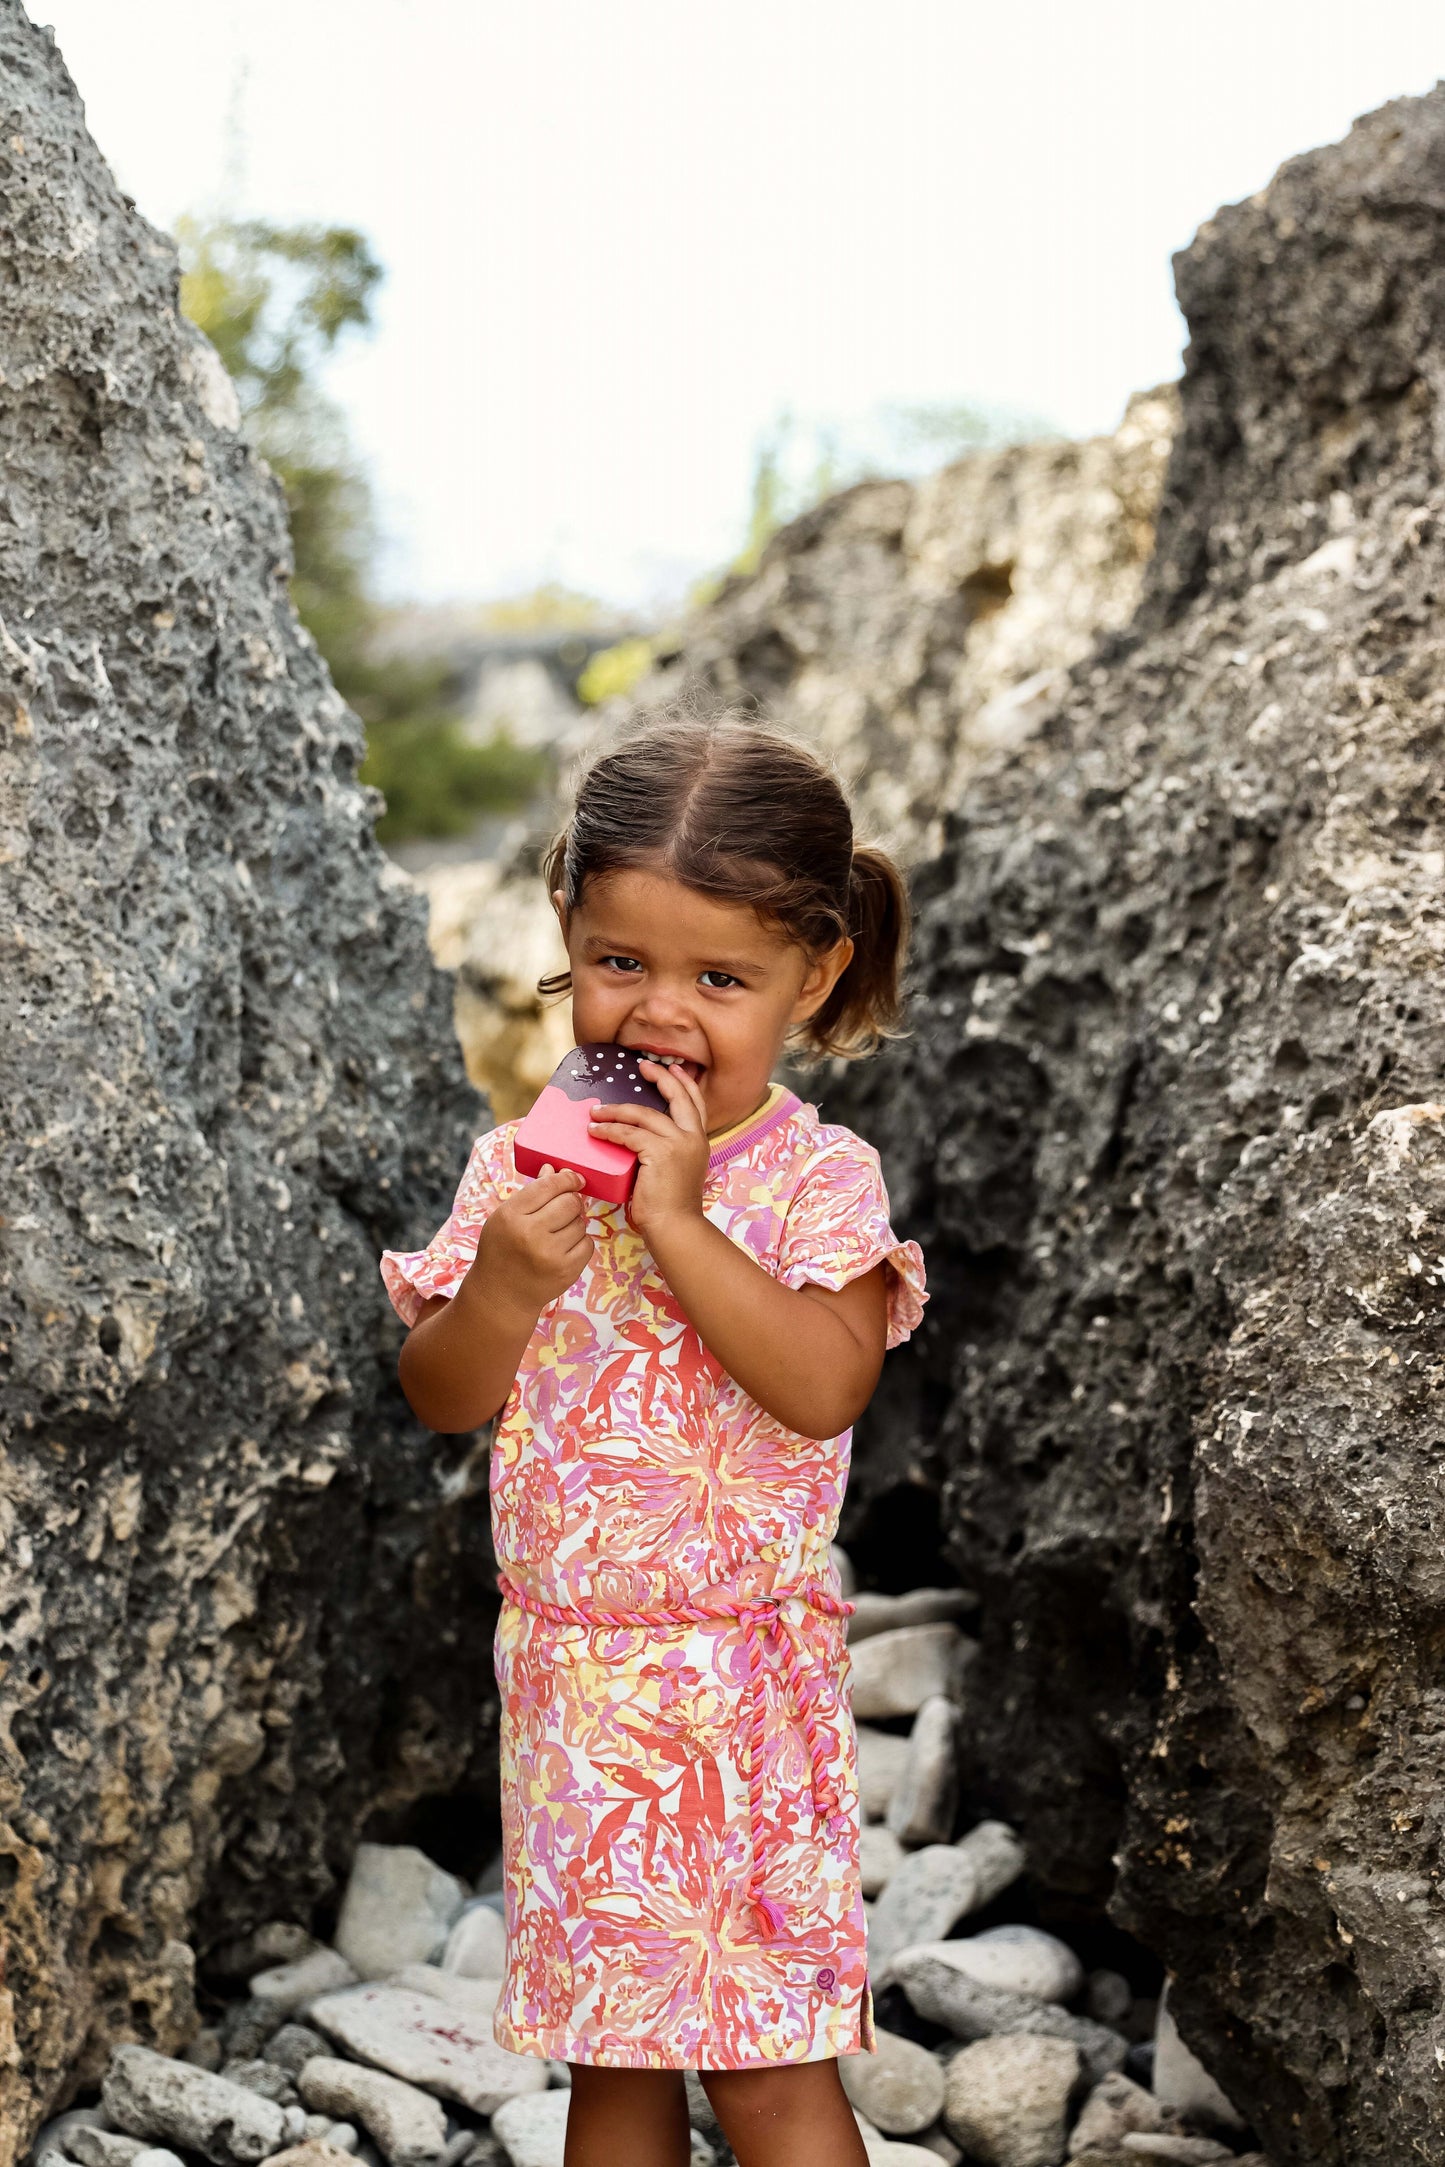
top-left (513, 1043), bottom-right (670, 1204)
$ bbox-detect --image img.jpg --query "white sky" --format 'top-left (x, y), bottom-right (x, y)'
top-left (35, 0), bottom-right (1445, 612)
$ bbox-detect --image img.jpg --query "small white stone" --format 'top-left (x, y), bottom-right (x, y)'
top-left (906, 1924), bottom-right (1083, 2004)
top-left (386, 1965), bottom-right (500, 2019)
top-left (440, 1904), bottom-right (506, 1979)
top-left (1066, 2070), bottom-right (1162, 2156)
top-left (868, 1821), bottom-right (1026, 1967)
top-left (310, 1984), bottom-right (547, 2117)
top-left (490, 2091), bottom-right (570, 2167)
top-left (850, 1625), bottom-right (974, 1721)
top-left (839, 2029), bottom-right (944, 2134)
top-left (857, 1726), bottom-right (913, 1821)
top-left (251, 1949), bottom-right (358, 2015)
top-left (847, 1589), bottom-right (976, 1645)
top-left (861, 1822), bottom-right (906, 1897)
top-left (1151, 1987), bottom-right (1246, 2133)
top-left (103, 2046), bottom-right (289, 2166)
top-left (885, 1696), bottom-right (959, 1847)
top-left (297, 2054), bottom-right (447, 2167)
top-left (335, 1845), bottom-right (469, 1980)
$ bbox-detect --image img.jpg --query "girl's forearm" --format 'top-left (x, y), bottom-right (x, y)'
top-left (642, 1212), bottom-right (881, 1438)
top-left (399, 1264), bottom-right (541, 1433)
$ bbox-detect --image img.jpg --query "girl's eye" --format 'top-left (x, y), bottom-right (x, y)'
top-left (598, 955), bottom-right (643, 975)
top-left (700, 970), bottom-right (741, 990)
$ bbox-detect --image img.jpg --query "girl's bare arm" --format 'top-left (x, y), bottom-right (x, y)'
top-left (647, 1218), bottom-right (888, 1438)
top-left (397, 1165), bottom-right (592, 1432)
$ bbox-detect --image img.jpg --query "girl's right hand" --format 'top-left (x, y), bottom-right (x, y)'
top-left (474, 1164), bottom-right (594, 1314)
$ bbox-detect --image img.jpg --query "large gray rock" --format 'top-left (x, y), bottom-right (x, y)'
top-left (942, 2034), bottom-right (1081, 2167)
top-left (0, 3), bottom-right (494, 2147)
top-left (827, 80), bottom-right (1445, 2167)
top-left (102, 2046), bottom-right (287, 2166)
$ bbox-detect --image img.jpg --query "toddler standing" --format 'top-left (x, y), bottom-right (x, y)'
top-left (381, 715), bottom-right (927, 2167)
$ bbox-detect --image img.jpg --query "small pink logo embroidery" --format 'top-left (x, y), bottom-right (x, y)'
top-left (815, 1967), bottom-right (837, 1993)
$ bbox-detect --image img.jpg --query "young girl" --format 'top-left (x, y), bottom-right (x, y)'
top-left (380, 714), bottom-right (927, 2167)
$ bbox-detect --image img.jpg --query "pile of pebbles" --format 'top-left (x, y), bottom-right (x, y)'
top-left (30, 1554), bottom-right (1271, 2167)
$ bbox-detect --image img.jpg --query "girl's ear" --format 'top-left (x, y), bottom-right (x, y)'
top-left (551, 886), bottom-right (568, 933)
top-left (790, 937), bottom-right (854, 1024)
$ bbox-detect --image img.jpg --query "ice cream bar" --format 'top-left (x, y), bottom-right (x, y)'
top-left (513, 1043), bottom-right (671, 1204)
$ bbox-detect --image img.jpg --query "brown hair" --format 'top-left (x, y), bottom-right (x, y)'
top-left (537, 710), bottom-right (911, 1060)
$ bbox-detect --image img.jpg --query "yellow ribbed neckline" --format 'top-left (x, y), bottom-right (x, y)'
top-left (706, 1080), bottom-right (786, 1150)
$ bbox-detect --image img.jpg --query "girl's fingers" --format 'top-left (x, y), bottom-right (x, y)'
top-left (635, 1058), bottom-right (707, 1132)
top-left (589, 1104), bottom-right (676, 1142)
top-left (522, 1166), bottom-right (583, 1207)
top-left (533, 1192), bottom-right (588, 1234)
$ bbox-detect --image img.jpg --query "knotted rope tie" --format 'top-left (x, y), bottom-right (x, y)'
top-left (496, 1575), bottom-right (853, 1940)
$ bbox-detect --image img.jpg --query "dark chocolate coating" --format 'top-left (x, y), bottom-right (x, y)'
top-left (548, 1042), bottom-right (671, 1112)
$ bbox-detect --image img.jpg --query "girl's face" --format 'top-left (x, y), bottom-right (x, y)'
top-left (554, 867), bottom-right (852, 1135)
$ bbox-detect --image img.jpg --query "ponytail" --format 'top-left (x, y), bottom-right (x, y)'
top-left (801, 843), bottom-right (912, 1061)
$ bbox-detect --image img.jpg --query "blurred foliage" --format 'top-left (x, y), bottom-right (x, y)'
top-left (576, 636), bottom-right (656, 707)
top-left (177, 214), bottom-right (545, 841)
top-left (477, 584), bottom-right (609, 633)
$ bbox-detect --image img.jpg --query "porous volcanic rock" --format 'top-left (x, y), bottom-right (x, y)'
top-left (630, 384), bottom-right (1175, 864)
top-left (828, 83), bottom-right (1445, 2167)
top-left (0, 5), bottom-right (495, 2149)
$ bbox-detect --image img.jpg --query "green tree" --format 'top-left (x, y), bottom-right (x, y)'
top-left (177, 215), bottom-right (546, 842)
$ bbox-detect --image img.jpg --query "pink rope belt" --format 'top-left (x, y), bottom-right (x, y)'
top-left (496, 1574), bottom-right (853, 1940)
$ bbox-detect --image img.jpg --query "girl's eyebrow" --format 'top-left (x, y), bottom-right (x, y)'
top-left (582, 932), bottom-right (770, 974)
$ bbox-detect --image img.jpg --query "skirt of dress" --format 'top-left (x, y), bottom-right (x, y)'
top-left (490, 1601), bottom-right (873, 2069)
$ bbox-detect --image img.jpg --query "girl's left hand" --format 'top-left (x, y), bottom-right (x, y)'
top-left (588, 1057), bottom-right (710, 1236)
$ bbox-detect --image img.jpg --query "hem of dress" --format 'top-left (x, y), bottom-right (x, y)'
top-left (492, 2010), bottom-right (871, 2071)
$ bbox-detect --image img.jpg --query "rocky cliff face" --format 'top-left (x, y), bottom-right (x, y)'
top-left (0, 8), bottom-right (494, 2150)
top-left (633, 387), bottom-right (1175, 865)
top-left (825, 84), bottom-right (1445, 2167)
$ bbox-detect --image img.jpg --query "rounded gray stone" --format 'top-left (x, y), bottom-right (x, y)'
top-left (850, 1625), bottom-right (973, 1721)
top-left (335, 1844), bottom-right (469, 1981)
top-left (943, 2033), bottom-right (1082, 2167)
top-left (839, 2029), bottom-right (945, 2135)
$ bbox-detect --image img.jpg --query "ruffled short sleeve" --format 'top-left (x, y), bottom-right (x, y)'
top-left (775, 1130), bottom-right (927, 1351)
top-left (379, 1123), bottom-right (513, 1329)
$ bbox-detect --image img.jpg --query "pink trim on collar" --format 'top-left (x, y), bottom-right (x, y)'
top-left (707, 1087), bottom-right (800, 1176)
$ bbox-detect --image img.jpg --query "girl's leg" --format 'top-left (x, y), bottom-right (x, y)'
top-left (699, 2058), bottom-right (869, 2167)
top-left (564, 2065), bottom-right (692, 2167)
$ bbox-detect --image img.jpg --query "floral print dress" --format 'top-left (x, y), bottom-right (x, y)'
top-left (380, 1082), bottom-right (927, 2070)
